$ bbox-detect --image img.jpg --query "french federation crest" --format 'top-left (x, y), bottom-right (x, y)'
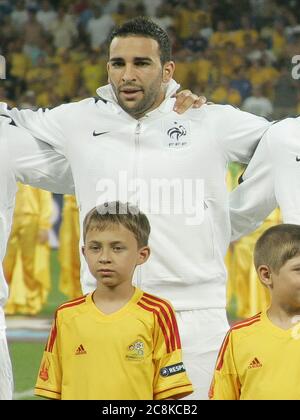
top-left (163, 120), bottom-right (191, 148)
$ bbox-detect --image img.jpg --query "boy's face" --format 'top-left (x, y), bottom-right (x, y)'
top-left (82, 223), bottom-right (150, 288)
top-left (270, 255), bottom-right (300, 309)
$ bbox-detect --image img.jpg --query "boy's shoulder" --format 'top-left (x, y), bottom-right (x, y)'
top-left (137, 290), bottom-right (175, 315)
top-left (229, 313), bottom-right (264, 340)
top-left (55, 294), bottom-right (89, 320)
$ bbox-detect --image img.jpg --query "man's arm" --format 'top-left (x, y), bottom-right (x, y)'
top-left (268, 118), bottom-right (300, 224)
top-left (229, 130), bottom-right (277, 241)
top-left (3, 124), bottom-right (74, 194)
top-left (211, 104), bottom-right (272, 164)
top-left (0, 101), bottom-right (68, 155)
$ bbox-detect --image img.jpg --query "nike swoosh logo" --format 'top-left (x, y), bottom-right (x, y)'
top-left (93, 130), bottom-right (109, 137)
top-left (296, 156), bottom-right (300, 162)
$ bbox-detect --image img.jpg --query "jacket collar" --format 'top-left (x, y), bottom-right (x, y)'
top-left (96, 79), bottom-right (180, 116)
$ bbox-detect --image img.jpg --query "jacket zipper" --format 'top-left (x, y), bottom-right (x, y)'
top-left (134, 121), bottom-right (142, 287)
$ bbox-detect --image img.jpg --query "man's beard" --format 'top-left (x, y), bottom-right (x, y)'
top-left (112, 74), bottom-right (163, 119)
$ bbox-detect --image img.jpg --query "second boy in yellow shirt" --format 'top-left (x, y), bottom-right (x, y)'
top-left (210, 224), bottom-right (300, 400)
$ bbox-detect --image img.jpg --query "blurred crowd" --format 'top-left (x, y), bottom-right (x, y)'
top-left (0, 0), bottom-right (300, 118)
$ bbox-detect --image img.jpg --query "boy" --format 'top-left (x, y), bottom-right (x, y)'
top-left (209, 224), bottom-right (300, 400)
top-left (35, 202), bottom-right (193, 400)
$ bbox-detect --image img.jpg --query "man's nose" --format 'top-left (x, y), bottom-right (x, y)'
top-left (121, 64), bottom-right (136, 82)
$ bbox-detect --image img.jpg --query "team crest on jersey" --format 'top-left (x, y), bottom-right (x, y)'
top-left (163, 120), bottom-right (191, 149)
top-left (39, 358), bottom-right (50, 381)
top-left (126, 340), bottom-right (145, 361)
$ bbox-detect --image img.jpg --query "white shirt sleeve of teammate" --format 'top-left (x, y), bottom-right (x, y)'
top-left (4, 124), bottom-right (75, 194)
top-left (268, 118), bottom-right (300, 224)
top-left (229, 130), bottom-right (278, 241)
top-left (0, 101), bottom-right (68, 156)
top-left (209, 104), bottom-right (272, 163)
top-left (0, 132), bottom-right (16, 307)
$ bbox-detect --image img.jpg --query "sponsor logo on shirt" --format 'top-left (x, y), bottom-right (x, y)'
top-left (160, 362), bottom-right (186, 377)
top-left (75, 344), bottom-right (87, 355)
top-left (126, 340), bottom-right (144, 361)
top-left (248, 357), bottom-right (262, 369)
top-left (93, 130), bottom-right (110, 137)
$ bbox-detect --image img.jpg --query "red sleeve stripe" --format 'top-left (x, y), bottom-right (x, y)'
top-left (56, 295), bottom-right (87, 312)
top-left (215, 331), bottom-right (230, 371)
top-left (231, 312), bottom-right (261, 328)
top-left (154, 383), bottom-right (192, 397)
top-left (47, 297), bottom-right (87, 353)
top-left (137, 301), bottom-right (171, 353)
top-left (47, 316), bottom-right (58, 353)
top-left (35, 387), bottom-right (61, 396)
top-left (216, 317), bottom-right (261, 371)
top-left (141, 297), bottom-right (176, 351)
top-left (143, 292), bottom-right (181, 350)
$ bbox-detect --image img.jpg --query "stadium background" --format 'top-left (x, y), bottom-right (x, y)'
top-left (0, 0), bottom-right (299, 399)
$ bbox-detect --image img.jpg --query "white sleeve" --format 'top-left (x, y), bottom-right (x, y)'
top-left (229, 129), bottom-right (277, 241)
top-left (269, 118), bottom-right (300, 224)
top-left (210, 105), bottom-right (272, 163)
top-left (0, 125), bottom-right (74, 194)
top-left (0, 136), bottom-right (16, 307)
top-left (0, 101), bottom-right (68, 155)
top-left (4, 124), bottom-right (74, 194)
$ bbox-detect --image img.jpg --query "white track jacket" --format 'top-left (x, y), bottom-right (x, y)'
top-left (0, 81), bottom-right (271, 310)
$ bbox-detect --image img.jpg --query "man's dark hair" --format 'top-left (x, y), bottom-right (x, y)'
top-left (254, 224), bottom-right (300, 274)
top-left (108, 16), bottom-right (171, 64)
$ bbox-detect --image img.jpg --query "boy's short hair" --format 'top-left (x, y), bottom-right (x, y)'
top-left (254, 224), bottom-right (300, 273)
top-left (83, 201), bottom-right (151, 248)
top-left (108, 16), bottom-right (171, 64)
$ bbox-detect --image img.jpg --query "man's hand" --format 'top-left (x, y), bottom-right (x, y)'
top-left (173, 90), bottom-right (207, 114)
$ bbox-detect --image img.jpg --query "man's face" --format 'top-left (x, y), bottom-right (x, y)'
top-left (107, 36), bottom-right (174, 119)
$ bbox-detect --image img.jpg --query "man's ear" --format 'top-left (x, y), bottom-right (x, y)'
top-left (107, 63), bottom-right (110, 81)
top-left (162, 61), bottom-right (175, 83)
top-left (257, 265), bottom-right (273, 287)
top-left (81, 246), bottom-right (86, 258)
top-left (136, 246), bottom-right (151, 266)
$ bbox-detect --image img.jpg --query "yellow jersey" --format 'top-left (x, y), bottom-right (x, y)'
top-left (209, 312), bottom-right (300, 400)
top-left (35, 288), bottom-right (193, 400)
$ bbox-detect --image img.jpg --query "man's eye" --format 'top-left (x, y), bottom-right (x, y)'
top-left (113, 246), bottom-right (123, 251)
top-left (136, 62), bottom-right (149, 66)
top-left (112, 62), bottom-right (123, 67)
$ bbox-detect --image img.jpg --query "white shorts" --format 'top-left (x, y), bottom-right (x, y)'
top-left (176, 308), bottom-right (229, 400)
top-left (0, 307), bottom-right (13, 400)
